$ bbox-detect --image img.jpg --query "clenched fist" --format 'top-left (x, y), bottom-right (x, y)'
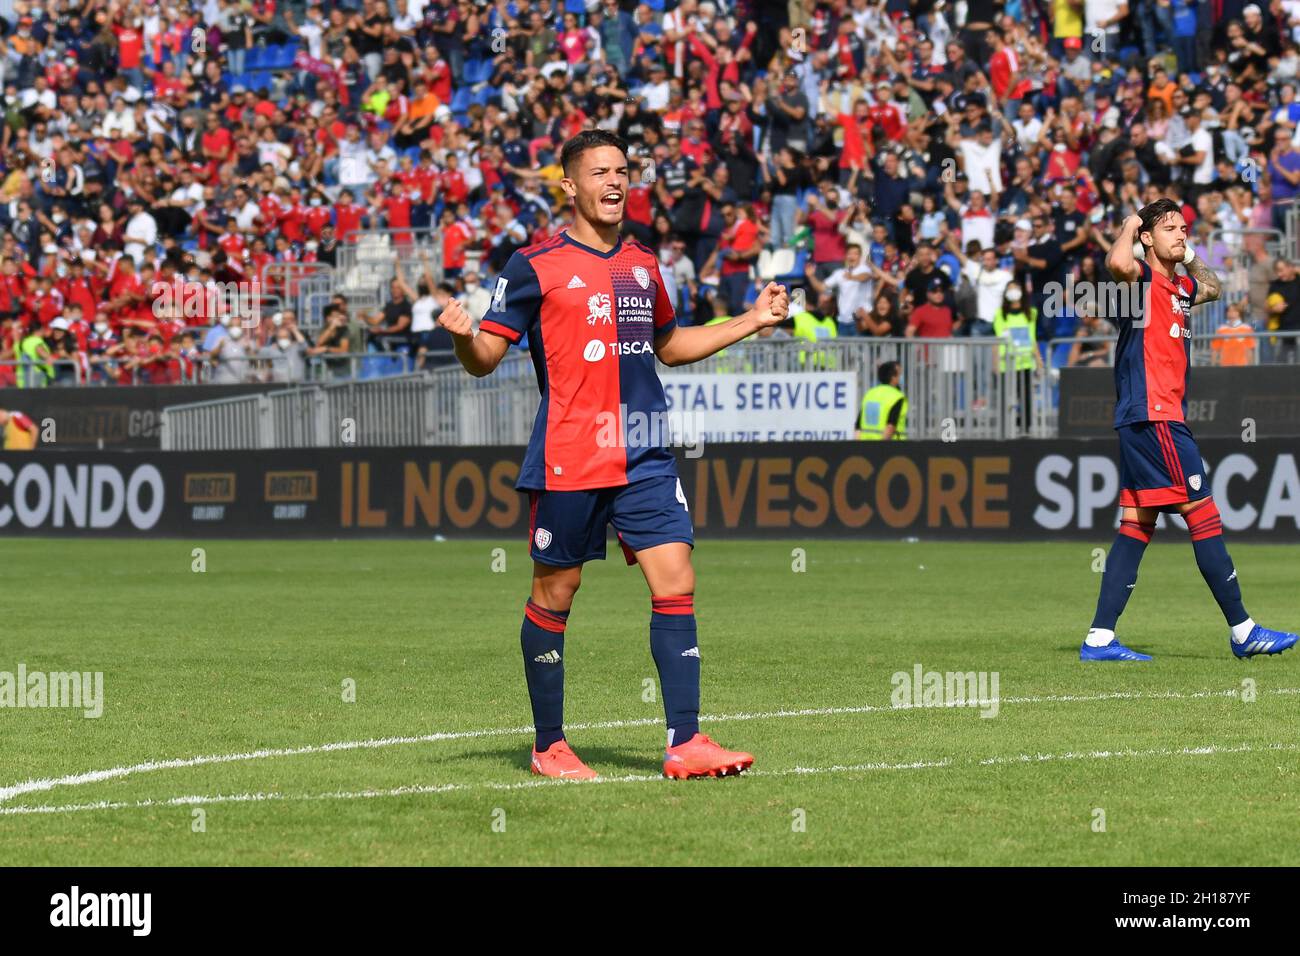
top-left (437, 298), bottom-right (474, 337)
top-left (754, 282), bottom-right (790, 327)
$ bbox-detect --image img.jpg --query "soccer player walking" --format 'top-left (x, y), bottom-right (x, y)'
top-left (1083, 199), bottom-right (1297, 661)
top-left (437, 131), bottom-right (791, 777)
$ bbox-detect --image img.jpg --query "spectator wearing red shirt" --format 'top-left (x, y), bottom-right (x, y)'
top-left (438, 208), bottom-right (472, 279)
top-left (680, 120), bottom-right (713, 166)
top-left (907, 280), bottom-right (958, 339)
top-left (805, 188), bottom-right (849, 279)
top-left (304, 191), bottom-right (333, 238)
top-left (333, 189), bottom-right (366, 243)
top-left (378, 181), bottom-right (414, 243)
top-left (201, 113), bottom-right (234, 164)
top-left (105, 256), bottom-right (147, 329)
top-left (989, 29), bottom-right (1033, 104)
top-left (712, 203), bottom-right (761, 315)
top-left (836, 99), bottom-right (871, 172)
top-left (439, 154), bottom-right (469, 206)
top-left (114, 16), bottom-right (146, 89)
top-left (867, 82), bottom-right (906, 142)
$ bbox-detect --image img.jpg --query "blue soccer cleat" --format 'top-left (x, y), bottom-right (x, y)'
top-left (1080, 639), bottom-right (1153, 662)
top-left (1231, 625), bottom-right (1299, 659)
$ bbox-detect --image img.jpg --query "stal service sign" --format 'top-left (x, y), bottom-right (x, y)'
top-left (660, 373), bottom-right (858, 443)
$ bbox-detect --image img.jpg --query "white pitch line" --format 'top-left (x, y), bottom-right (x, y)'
top-left (2, 742), bottom-right (1292, 818)
top-left (2, 686), bottom-right (1294, 806)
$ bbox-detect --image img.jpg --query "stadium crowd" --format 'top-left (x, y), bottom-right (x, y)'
top-left (0, 0), bottom-right (1298, 389)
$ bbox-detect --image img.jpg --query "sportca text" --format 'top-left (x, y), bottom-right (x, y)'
top-left (0, 664), bottom-right (104, 718)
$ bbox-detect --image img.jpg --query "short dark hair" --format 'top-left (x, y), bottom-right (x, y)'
top-left (560, 129), bottom-right (629, 177)
top-left (1138, 197), bottom-right (1182, 242)
top-left (878, 360), bottom-right (901, 384)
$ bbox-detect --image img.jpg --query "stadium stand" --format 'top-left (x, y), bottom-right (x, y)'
top-left (1, 0), bottom-right (1298, 406)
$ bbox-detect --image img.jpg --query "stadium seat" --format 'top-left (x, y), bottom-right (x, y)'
top-left (565, 0), bottom-right (586, 13)
top-left (775, 250), bottom-right (808, 284)
top-left (757, 248), bottom-right (795, 280)
top-left (645, 0), bottom-right (665, 9)
top-left (270, 43), bottom-right (299, 70)
top-left (246, 47), bottom-right (266, 71)
top-left (470, 86), bottom-right (495, 107)
top-left (451, 88), bottom-right (472, 113)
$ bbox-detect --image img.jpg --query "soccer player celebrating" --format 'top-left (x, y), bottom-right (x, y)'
top-left (437, 131), bottom-right (790, 778)
top-left (1083, 199), bottom-right (1297, 661)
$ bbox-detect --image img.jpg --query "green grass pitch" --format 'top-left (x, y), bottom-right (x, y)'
top-left (2, 537), bottom-right (1298, 866)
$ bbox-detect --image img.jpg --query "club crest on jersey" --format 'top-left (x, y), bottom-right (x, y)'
top-left (633, 266), bottom-right (650, 289)
top-left (534, 527), bottom-right (552, 550)
top-left (1189, 474), bottom-right (1202, 491)
top-left (586, 292), bottom-right (612, 326)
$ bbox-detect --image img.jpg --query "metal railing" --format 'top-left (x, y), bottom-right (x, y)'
top-left (0, 358), bottom-right (86, 387)
top-left (258, 262), bottom-right (336, 330)
top-left (160, 371), bottom-right (437, 450)
top-left (160, 338), bottom-right (1050, 449)
top-left (1046, 330), bottom-right (1300, 370)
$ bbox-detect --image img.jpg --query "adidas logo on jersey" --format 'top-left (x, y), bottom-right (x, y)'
top-left (681, 646), bottom-right (700, 658)
top-left (533, 650), bottom-right (561, 664)
top-left (567, 274), bottom-right (587, 289)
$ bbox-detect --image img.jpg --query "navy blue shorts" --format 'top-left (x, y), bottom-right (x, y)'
top-left (1117, 420), bottom-right (1212, 510)
top-left (527, 475), bottom-right (694, 567)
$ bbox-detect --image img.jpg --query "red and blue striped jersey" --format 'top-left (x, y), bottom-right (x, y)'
top-left (1113, 259), bottom-right (1198, 428)
top-left (479, 232), bottom-right (678, 491)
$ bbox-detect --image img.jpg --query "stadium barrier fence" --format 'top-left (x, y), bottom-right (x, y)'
top-left (160, 371), bottom-right (436, 450)
top-left (161, 339), bottom-right (1052, 449)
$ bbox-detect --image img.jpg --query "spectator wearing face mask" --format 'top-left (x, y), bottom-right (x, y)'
top-left (208, 320), bottom-right (253, 384)
top-left (259, 321), bottom-right (309, 383)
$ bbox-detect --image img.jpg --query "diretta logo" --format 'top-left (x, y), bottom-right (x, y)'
top-left (1169, 321), bottom-right (1181, 338)
top-left (583, 339), bottom-right (605, 362)
top-left (534, 527), bottom-right (552, 550)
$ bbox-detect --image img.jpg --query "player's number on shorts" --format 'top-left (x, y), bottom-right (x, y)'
top-left (675, 479), bottom-right (688, 512)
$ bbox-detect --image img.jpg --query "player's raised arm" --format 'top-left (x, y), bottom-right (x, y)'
top-left (1106, 214), bottom-right (1144, 283)
top-left (654, 282), bottom-right (790, 366)
top-left (1185, 253), bottom-right (1222, 305)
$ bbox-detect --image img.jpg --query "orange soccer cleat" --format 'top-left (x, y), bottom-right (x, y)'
top-left (663, 733), bottom-right (754, 780)
top-left (530, 740), bottom-right (598, 780)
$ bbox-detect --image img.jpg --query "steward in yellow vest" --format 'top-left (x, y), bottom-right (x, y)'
top-left (857, 360), bottom-right (907, 440)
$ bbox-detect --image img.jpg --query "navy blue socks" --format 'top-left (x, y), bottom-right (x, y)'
top-left (650, 596), bottom-right (700, 747)
top-left (521, 598), bottom-right (569, 752)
